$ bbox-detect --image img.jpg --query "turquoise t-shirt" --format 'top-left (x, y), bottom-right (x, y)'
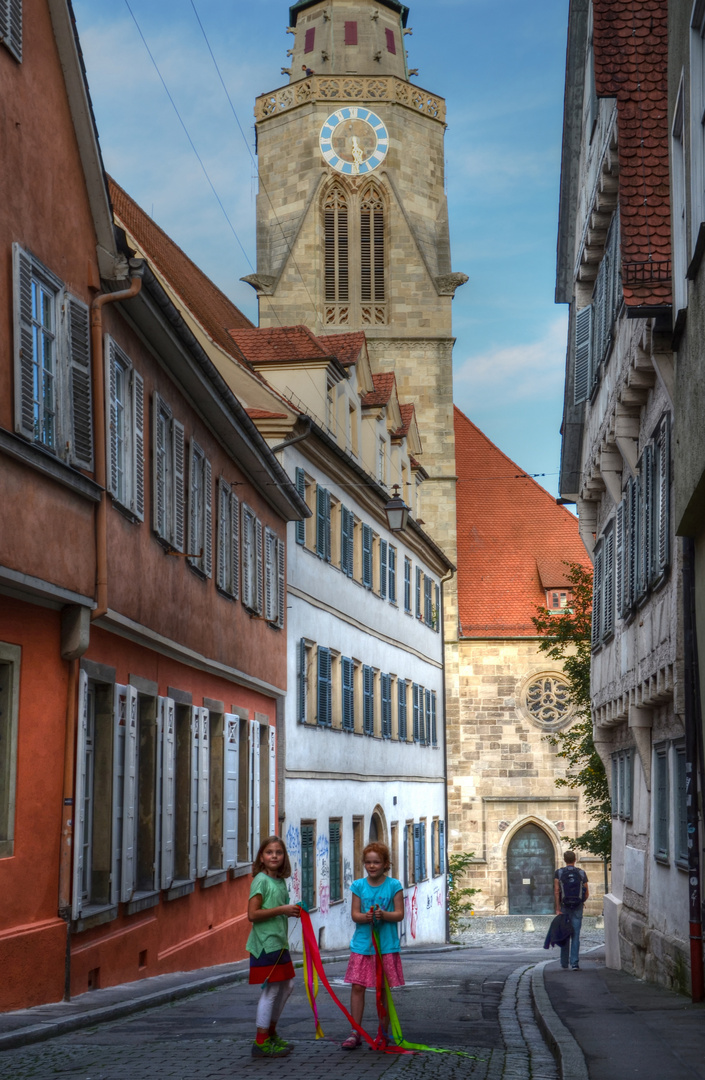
top-left (350, 876), bottom-right (403, 956)
top-left (246, 872), bottom-right (290, 958)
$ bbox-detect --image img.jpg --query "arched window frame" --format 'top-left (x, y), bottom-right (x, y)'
top-left (323, 182), bottom-right (350, 325)
top-left (321, 180), bottom-right (388, 327)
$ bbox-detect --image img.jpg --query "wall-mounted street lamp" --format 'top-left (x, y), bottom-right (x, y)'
top-left (384, 485), bottom-right (410, 532)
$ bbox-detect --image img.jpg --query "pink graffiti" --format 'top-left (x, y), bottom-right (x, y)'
top-left (319, 884), bottom-right (330, 916)
top-left (409, 886), bottom-right (418, 939)
top-left (291, 868), bottom-right (300, 901)
top-left (435, 888), bottom-right (443, 907)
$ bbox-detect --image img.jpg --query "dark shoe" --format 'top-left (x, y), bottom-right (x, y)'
top-left (571, 965), bottom-right (580, 970)
top-left (252, 1038), bottom-right (290, 1058)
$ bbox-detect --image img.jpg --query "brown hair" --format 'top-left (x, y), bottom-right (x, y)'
top-left (563, 850), bottom-right (577, 864)
top-left (362, 842), bottom-right (391, 871)
top-left (253, 836), bottom-right (292, 879)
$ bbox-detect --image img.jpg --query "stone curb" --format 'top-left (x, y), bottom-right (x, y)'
top-left (0, 943), bottom-right (465, 1054)
top-left (530, 960), bottom-right (589, 1080)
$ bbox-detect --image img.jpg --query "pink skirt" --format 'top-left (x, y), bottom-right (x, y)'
top-left (344, 951), bottom-right (405, 988)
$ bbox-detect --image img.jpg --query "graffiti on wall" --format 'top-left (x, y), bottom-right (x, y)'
top-left (286, 824), bottom-right (301, 857)
top-left (404, 886), bottom-right (418, 940)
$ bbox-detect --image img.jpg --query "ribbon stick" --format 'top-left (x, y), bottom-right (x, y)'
top-left (301, 924), bottom-right (324, 1039)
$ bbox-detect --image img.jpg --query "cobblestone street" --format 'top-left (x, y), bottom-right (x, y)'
top-left (1, 932), bottom-right (606, 1080)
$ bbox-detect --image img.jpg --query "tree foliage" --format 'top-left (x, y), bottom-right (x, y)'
top-left (532, 562), bottom-right (612, 860)
top-left (447, 851), bottom-right (481, 936)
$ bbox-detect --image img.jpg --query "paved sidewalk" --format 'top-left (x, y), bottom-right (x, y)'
top-left (540, 946), bottom-right (705, 1080)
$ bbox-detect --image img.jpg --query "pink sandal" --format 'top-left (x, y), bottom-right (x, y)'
top-left (341, 1032), bottom-right (362, 1050)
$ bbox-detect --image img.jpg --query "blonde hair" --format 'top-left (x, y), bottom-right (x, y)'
top-left (252, 836), bottom-right (292, 878)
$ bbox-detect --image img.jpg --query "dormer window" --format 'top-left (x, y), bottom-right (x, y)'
top-left (547, 590), bottom-right (572, 611)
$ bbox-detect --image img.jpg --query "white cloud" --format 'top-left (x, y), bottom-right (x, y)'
top-left (453, 315), bottom-right (568, 404)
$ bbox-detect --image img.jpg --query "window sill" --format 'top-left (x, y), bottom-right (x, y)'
top-left (0, 428), bottom-right (102, 502)
top-left (126, 890), bottom-right (161, 915)
top-left (73, 904), bottom-right (119, 932)
top-left (202, 869), bottom-right (229, 889)
top-left (165, 880), bottom-right (195, 901)
top-left (231, 863), bottom-right (253, 879)
top-left (654, 855), bottom-right (670, 867)
top-left (329, 898), bottom-right (345, 907)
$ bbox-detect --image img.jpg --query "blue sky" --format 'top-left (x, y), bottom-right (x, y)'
top-left (72, 0), bottom-right (570, 496)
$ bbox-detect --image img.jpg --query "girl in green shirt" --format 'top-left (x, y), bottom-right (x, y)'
top-left (247, 835), bottom-right (301, 1058)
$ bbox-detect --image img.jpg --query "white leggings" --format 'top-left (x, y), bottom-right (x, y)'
top-left (256, 978), bottom-right (295, 1030)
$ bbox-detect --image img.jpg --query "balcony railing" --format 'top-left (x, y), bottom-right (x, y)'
top-left (255, 75), bottom-right (446, 124)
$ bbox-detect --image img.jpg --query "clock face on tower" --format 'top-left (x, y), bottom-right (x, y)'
top-left (319, 107), bottom-right (389, 176)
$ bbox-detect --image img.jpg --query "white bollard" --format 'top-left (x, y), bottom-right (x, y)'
top-left (596, 916), bottom-right (604, 929)
top-left (523, 918), bottom-right (535, 932)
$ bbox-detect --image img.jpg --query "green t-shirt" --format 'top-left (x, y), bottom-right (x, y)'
top-left (246, 872), bottom-right (291, 957)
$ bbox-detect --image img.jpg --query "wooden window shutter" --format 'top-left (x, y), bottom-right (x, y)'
top-left (121, 685), bottom-right (139, 902)
top-left (172, 419), bottom-right (186, 552)
top-left (656, 416), bottom-right (670, 578)
top-left (2, 0), bottom-right (22, 61)
top-left (362, 523), bottom-right (373, 587)
top-left (398, 679), bottom-right (407, 740)
top-left (615, 499), bottom-right (626, 619)
top-left (255, 517), bottom-right (264, 613)
top-left (415, 567), bottom-right (422, 618)
top-left (66, 295), bottom-right (93, 470)
top-left (152, 395), bottom-right (168, 538)
top-left (105, 340), bottom-right (120, 497)
top-left (12, 244), bottom-right (35, 440)
top-left (342, 656), bottom-right (354, 730)
top-left (412, 683), bottom-right (420, 741)
top-left (573, 304), bottom-right (592, 405)
top-left (591, 542), bottom-right (603, 649)
top-left (203, 458), bottom-right (213, 577)
top-left (316, 485), bottom-right (328, 558)
top-left (72, 669), bottom-right (90, 919)
top-left (295, 467), bottom-right (306, 545)
top-left (224, 715), bottom-right (239, 869)
top-left (298, 639), bottom-right (308, 723)
top-left (439, 820), bottom-right (445, 874)
top-left (276, 536), bottom-right (286, 627)
top-left (341, 506), bottom-right (354, 577)
top-left (304, 26), bottom-right (315, 52)
top-left (640, 444), bottom-right (654, 597)
top-left (627, 477), bottom-right (639, 610)
top-left (131, 369), bottom-right (145, 520)
top-left (250, 719), bottom-right (261, 857)
top-left (431, 691), bottom-right (437, 746)
top-left (404, 557), bottom-right (411, 612)
top-left (363, 665), bottom-right (374, 734)
top-left (242, 505), bottom-right (253, 609)
top-left (434, 582), bottom-right (440, 629)
top-left (111, 685), bottom-right (128, 905)
top-left (189, 707), bottom-right (199, 880)
top-left (385, 27), bottom-right (396, 53)
top-left (197, 707), bottom-right (209, 878)
top-left (344, 20), bottom-right (357, 44)
top-left (217, 479), bottom-right (231, 593)
top-left (423, 689), bottom-right (431, 745)
top-left (231, 491), bottom-right (240, 599)
top-left (265, 527), bottom-right (276, 621)
top-left (602, 528), bottom-right (615, 639)
top-left (413, 824), bottom-right (422, 881)
top-left (317, 646), bottom-right (332, 726)
top-left (381, 673), bottom-right (391, 738)
top-left (160, 697), bottom-right (176, 891)
top-left (380, 539), bottom-right (388, 598)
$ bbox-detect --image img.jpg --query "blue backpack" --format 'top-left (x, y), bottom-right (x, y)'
top-left (558, 866), bottom-right (585, 909)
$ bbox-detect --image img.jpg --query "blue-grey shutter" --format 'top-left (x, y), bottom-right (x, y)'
top-left (439, 821), bottom-right (445, 874)
top-left (398, 679), bottom-right (407, 740)
top-left (380, 540), bottom-right (388, 598)
top-left (574, 304), bottom-right (592, 405)
top-left (388, 545), bottom-right (396, 602)
top-left (317, 646), bottom-right (332, 726)
top-left (1, 0), bottom-right (22, 61)
top-left (413, 824), bottom-right (422, 881)
top-left (329, 820), bottom-right (341, 900)
top-left (431, 691), bottom-right (437, 746)
top-left (415, 567), bottom-right (422, 618)
top-left (66, 295), bottom-right (93, 470)
top-left (615, 499), bottom-right (625, 619)
top-left (173, 419), bottom-right (186, 553)
top-left (277, 537), bottom-right (286, 628)
top-left (381, 673), bottom-right (391, 738)
top-left (656, 416), bottom-right (670, 578)
top-left (431, 819), bottom-right (437, 875)
top-left (341, 506), bottom-right (354, 577)
top-left (591, 543), bottom-right (603, 649)
top-left (298, 639), bottom-right (308, 723)
top-left (640, 443), bottom-right (653, 597)
top-left (301, 824), bottom-right (315, 908)
top-left (424, 576), bottom-right (433, 625)
top-left (12, 244), bottom-right (35, 440)
top-left (412, 683), bottom-right (420, 741)
top-left (602, 528), bottom-right (615, 640)
top-left (362, 524), bottom-right (373, 587)
top-left (295, 467), bottom-right (306, 545)
top-left (424, 689), bottom-right (431, 745)
top-left (421, 821), bottom-right (427, 879)
top-left (363, 665), bottom-right (374, 734)
top-left (404, 557), bottom-right (411, 612)
top-left (342, 657), bottom-right (354, 730)
top-left (627, 477), bottom-right (639, 610)
top-left (434, 582), bottom-right (440, 630)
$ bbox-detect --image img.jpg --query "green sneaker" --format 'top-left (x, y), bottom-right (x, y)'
top-left (269, 1034), bottom-right (293, 1052)
top-left (251, 1037), bottom-right (290, 1058)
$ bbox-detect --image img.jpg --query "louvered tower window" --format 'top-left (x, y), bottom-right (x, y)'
top-left (324, 185), bottom-right (349, 324)
top-left (360, 186), bottom-right (386, 325)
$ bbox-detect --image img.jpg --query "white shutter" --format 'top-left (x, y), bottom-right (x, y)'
top-left (132, 369), bottom-right (145, 521)
top-left (242, 505), bottom-right (253, 609)
top-left (615, 500), bottom-right (625, 619)
top-left (224, 715), bottom-right (239, 869)
top-left (265, 528), bottom-right (275, 621)
top-left (217, 479), bottom-right (230, 592)
top-left (160, 697), bottom-right (176, 891)
top-left (640, 443), bottom-right (654, 597)
top-left (153, 395), bottom-right (166, 536)
top-left (277, 538), bottom-right (286, 628)
top-left (203, 457), bottom-right (213, 577)
top-left (105, 336), bottom-right (119, 498)
top-left (603, 528), bottom-right (615, 639)
top-left (12, 244), bottom-right (35, 440)
top-left (256, 518), bottom-right (264, 614)
top-left (152, 697), bottom-right (163, 892)
top-left (197, 708), bottom-right (210, 877)
top-left (121, 685), bottom-right (139, 902)
top-left (249, 719), bottom-right (260, 859)
top-left (173, 419), bottom-right (186, 552)
top-left (66, 295), bottom-right (93, 470)
top-left (189, 707), bottom-right (200, 880)
top-left (592, 543), bottom-right (603, 650)
top-left (231, 492), bottom-right (240, 600)
top-left (188, 441), bottom-right (199, 569)
top-left (574, 305), bottom-right (592, 405)
top-left (111, 685), bottom-right (127, 905)
top-left (72, 669), bottom-right (90, 920)
top-left (268, 726), bottom-right (276, 836)
top-left (2, 0), bottom-right (22, 61)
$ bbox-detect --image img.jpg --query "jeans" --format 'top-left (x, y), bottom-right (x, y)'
top-left (559, 905), bottom-right (583, 968)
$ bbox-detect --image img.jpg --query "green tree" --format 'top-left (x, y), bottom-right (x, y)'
top-left (447, 851), bottom-right (481, 936)
top-left (532, 562), bottom-right (611, 859)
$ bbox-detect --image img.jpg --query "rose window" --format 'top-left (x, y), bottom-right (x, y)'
top-left (523, 674), bottom-right (572, 728)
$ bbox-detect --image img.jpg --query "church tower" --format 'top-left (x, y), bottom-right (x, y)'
top-left (247, 0), bottom-right (467, 632)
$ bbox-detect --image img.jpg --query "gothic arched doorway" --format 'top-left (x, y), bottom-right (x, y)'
top-left (506, 824), bottom-right (555, 915)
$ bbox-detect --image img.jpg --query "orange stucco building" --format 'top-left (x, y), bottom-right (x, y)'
top-left (0, 0), bottom-right (306, 1010)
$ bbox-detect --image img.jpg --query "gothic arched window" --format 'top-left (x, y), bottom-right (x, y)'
top-left (324, 185), bottom-right (349, 320)
top-left (360, 185), bottom-right (385, 306)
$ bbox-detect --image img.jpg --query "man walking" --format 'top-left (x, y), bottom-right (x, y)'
top-left (554, 850), bottom-right (589, 970)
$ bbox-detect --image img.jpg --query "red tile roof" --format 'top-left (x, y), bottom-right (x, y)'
top-left (108, 178), bottom-right (254, 359)
top-left (317, 331), bottom-right (367, 366)
top-left (362, 372), bottom-right (396, 407)
top-left (593, 0), bottom-right (670, 309)
top-left (454, 407), bottom-right (591, 637)
top-left (393, 402), bottom-right (416, 439)
top-left (246, 409), bottom-right (289, 420)
top-left (230, 325), bottom-right (334, 365)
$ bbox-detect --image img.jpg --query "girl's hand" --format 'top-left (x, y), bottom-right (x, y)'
top-left (284, 904), bottom-right (301, 918)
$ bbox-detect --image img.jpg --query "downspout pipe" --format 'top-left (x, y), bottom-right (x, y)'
top-left (683, 536), bottom-right (705, 1003)
top-left (440, 566), bottom-right (454, 943)
top-left (91, 261), bottom-right (144, 620)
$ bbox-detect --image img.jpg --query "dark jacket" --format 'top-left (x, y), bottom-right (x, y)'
top-left (543, 913), bottom-right (573, 949)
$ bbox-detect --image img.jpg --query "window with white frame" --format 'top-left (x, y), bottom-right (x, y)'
top-left (12, 244), bottom-right (93, 468)
top-left (672, 78), bottom-right (688, 314)
top-left (106, 337), bottom-right (145, 519)
top-left (264, 527), bottom-right (285, 627)
top-left (0, 644), bottom-right (21, 859)
top-left (216, 478), bottom-right (240, 599)
top-left (0, 0), bottom-right (22, 61)
top-left (152, 395), bottom-right (185, 550)
top-left (610, 748), bottom-right (633, 821)
top-left (242, 504), bottom-right (263, 613)
top-left (654, 743), bottom-right (669, 862)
